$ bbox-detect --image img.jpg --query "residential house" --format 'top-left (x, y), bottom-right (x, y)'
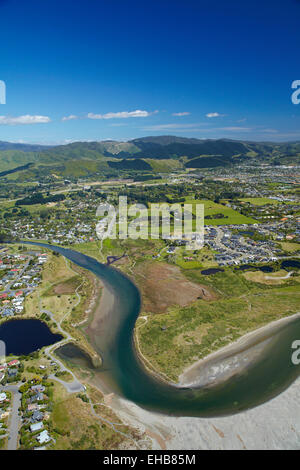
top-left (30, 410), bottom-right (44, 423)
top-left (36, 430), bottom-right (51, 444)
top-left (30, 422), bottom-right (44, 433)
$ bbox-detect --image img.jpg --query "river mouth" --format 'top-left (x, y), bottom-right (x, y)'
top-left (21, 242), bottom-right (300, 418)
top-left (0, 319), bottom-right (63, 355)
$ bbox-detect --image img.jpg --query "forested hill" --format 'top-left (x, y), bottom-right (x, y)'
top-left (0, 136), bottom-right (299, 176)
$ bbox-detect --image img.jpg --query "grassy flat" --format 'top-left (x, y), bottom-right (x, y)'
top-left (137, 267), bottom-right (300, 381)
top-left (185, 198), bottom-right (257, 225)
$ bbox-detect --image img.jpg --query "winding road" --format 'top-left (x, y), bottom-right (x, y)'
top-left (0, 384), bottom-right (21, 450)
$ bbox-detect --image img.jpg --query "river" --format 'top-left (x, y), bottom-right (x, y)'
top-left (23, 242), bottom-right (300, 418)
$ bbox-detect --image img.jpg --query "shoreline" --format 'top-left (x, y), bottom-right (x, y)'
top-left (16, 242), bottom-right (300, 449)
top-left (112, 374), bottom-right (300, 450)
top-left (179, 311), bottom-right (300, 387)
top-left (110, 310), bottom-right (300, 449)
top-left (79, 263), bottom-right (300, 391)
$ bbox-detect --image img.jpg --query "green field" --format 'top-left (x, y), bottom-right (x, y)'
top-left (124, 198), bottom-right (257, 231)
top-left (145, 158), bottom-right (184, 173)
top-left (138, 268), bottom-right (300, 381)
top-left (185, 199), bottom-right (257, 225)
top-left (239, 197), bottom-right (280, 206)
top-left (175, 246), bottom-right (217, 270)
top-left (239, 197), bottom-right (299, 206)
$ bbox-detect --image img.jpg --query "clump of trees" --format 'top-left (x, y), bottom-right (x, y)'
top-left (16, 192), bottom-right (65, 206)
top-left (0, 231), bottom-right (11, 242)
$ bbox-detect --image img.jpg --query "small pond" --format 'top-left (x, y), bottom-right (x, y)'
top-left (201, 268), bottom-right (224, 275)
top-left (0, 319), bottom-right (62, 356)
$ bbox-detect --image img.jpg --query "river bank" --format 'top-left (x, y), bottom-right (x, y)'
top-left (111, 374), bottom-right (300, 449)
top-left (76, 276), bottom-right (300, 449)
top-left (77, 279), bottom-right (300, 449)
top-left (21, 243), bottom-right (300, 421)
top-left (82, 263), bottom-right (300, 393)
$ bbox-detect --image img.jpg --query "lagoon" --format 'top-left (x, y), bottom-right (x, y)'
top-left (0, 319), bottom-right (62, 356)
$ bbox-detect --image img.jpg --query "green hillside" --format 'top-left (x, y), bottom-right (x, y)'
top-left (0, 136), bottom-right (299, 179)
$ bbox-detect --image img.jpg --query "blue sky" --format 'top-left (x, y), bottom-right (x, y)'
top-left (0, 0), bottom-right (299, 144)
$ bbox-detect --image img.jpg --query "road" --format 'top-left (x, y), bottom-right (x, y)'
top-left (42, 311), bottom-right (85, 393)
top-left (4, 257), bottom-right (32, 292)
top-left (1, 256), bottom-right (34, 305)
top-left (213, 227), bottom-right (277, 263)
top-left (39, 279), bottom-right (85, 394)
top-left (0, 384), bottom-right (21, 450)
top-left (265, 270), bottom-right (294, 280)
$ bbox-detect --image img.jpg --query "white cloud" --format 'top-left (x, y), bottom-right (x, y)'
top-left (262, 131), bottom-right (300, 139)
top-left (87, 110), bottom-right (156, 120)
top-left (172, 112), bottom-right (190, 116)
top-left (142, 123), bottom-right (252, 133)
top-left (0, 115), bottom-right (51, 125)
top-left (258, 128), bottom-right (278, 134)
top-left (206, 112), bottom-right (223, 118)
top-left (143, 123), bottom-right (207, 131)
top-left (62, 115), bottom-right (78, 121)
top-left (218, 126), bottom-right (251, 132)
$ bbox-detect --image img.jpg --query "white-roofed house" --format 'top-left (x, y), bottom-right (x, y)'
top-left (30, 422), bottom-right (44, 433)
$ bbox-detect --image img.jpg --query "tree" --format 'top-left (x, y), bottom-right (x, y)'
top-left (0, 231), bottom-right (10, 243)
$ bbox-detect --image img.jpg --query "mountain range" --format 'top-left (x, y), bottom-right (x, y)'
top-left (0, 136), bottom-right (299, 180)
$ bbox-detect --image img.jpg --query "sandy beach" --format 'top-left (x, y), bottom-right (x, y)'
top-left (84, 278), bottom-right (300, 450)
top-left (179, 312), bottom-right (300, 388)
top-left (112, 374), bottom-right (300, 450)
top-left (104, 311), bottom-right (300, 450)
